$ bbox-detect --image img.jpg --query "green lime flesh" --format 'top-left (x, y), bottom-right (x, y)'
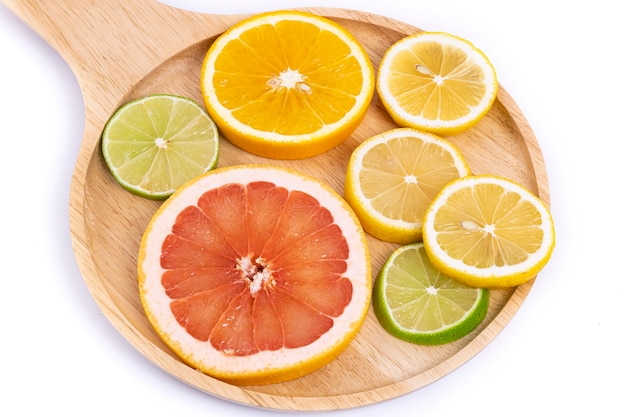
top-left (101, 94), bottom-right (220, 200)
top-left (373, 243), bottom-right (489, 345)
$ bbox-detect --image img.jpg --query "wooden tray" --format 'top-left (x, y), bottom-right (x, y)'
top-left (4, 0), bottom-right (550, 411)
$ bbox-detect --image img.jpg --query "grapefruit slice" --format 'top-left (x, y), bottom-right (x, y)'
top-left (138, 165), bottom-right (371, 385)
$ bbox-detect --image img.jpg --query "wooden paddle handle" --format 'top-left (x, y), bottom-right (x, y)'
top-left (3, 0), bottom-right (238, 110)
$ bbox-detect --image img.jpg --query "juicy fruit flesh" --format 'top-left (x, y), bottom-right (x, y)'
top-left (423, 175), bottom-right (555, 288)
top-left (210, 16), bottom-right (367, 137)
top-left (432, 182), bottom-right (546, 269)
top-left (103, 95), bottom-right (219, 197)
top-left (344, 128), bottom-right (470, 244)
top-left (160, 181), bottom-right (353, 356)
top-left (373, 243), bottom-right (489, 345)
top-left (377, 32), bottom-right (498, 135)
top-left (388, 41), bottom-right (488, 121)
top-left (383, 245), bottom-right (483, 332)
top-left (359, 134), bottom-right (468, 223)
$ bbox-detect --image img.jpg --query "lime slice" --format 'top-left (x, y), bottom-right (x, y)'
top-left (373, 243), bottom-right (489, 345)
top-left (102, 94), bottom-right (220, 200)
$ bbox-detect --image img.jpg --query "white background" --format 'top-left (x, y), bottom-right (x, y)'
top-left (1, 0), bottom-right (623, 415)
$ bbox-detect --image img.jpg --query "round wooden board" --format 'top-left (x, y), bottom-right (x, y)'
top-left (7, 0), bottom-right (549, 411)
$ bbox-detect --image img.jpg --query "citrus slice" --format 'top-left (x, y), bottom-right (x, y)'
top-left (376, 32), bottom-right (498, 135)
top-left (138, 165), bottom-right (371, 385)
top-left (373, 243), bottom-right (489, 345)
top-left (200, 10), bottom-right (375, 159)
top-left (344, 128), bottom-right (470, 244)
top-left (101, 94), bottom-right (219, 200)
top-left (422, 175), bottom-right (555, 288)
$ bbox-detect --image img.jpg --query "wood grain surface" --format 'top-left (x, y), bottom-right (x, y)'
top-left (3, 0), bottom-right (549, 411)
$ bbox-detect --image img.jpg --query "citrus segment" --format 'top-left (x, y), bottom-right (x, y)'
top-left (373, 243), bottom-right (489, 345)
top-left (200, 10), bottom-right (375, 159)
top-left (377, 32), bottom-right (498, 135)
top-left (102, 94), bottom-right (219, 200)
top-left (138, 165), bottom-right (371, 385)
top-left (422, 175), bottom-right (555, 288)
top-left (344, 128), bottom-right (470, 244)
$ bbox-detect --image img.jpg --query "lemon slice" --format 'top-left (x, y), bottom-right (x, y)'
top-left (373, 243), bottom-right (489, 345)
top-left (422, 175), bottom-right (556, 288)
top-left (377, 32), bottom-right (498, 135)
top-left (102, 94), bottom-right (220, 200)
top-left (200, 10), bottom-right (375, 159)
top-left (344, 128), bottom-right (470, 244)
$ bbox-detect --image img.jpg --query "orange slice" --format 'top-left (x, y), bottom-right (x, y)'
top-left (138, 165), bottom-right (371, 385)
top-left (200, 11), bottom-right (375, 159)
